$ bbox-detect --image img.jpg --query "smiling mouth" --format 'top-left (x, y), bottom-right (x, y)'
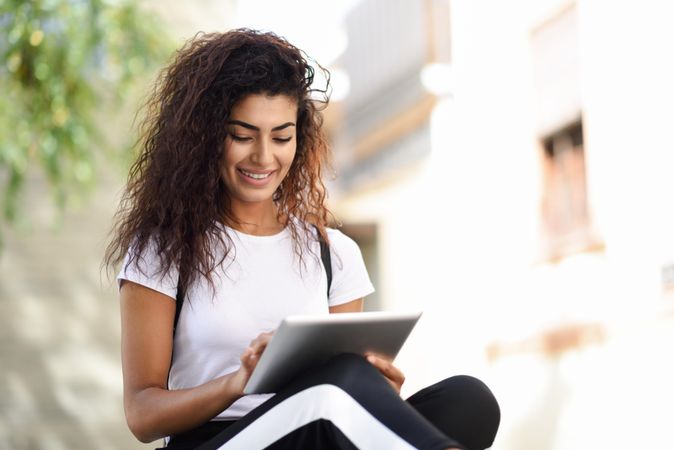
top-left (238, 168), bottom-right (273, 180)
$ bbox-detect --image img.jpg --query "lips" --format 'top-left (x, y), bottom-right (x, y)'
top-left (238, 168), bottom-right (272, 180)
top-left (236, 167), bottom-right (276, 186)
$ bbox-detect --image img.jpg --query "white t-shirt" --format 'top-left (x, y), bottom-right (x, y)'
top-left (117, 224), bottom-right (374, 420)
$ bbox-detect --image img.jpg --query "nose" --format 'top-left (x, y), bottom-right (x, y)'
top-left (251, 137), bottom-right (274, 166)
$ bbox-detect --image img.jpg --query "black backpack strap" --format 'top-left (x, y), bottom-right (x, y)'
top-left (169, 273), bottom-right (184, 386)
top-left (316, 226), bottom-right (332, 299)
top-left (173, 276), bottom-right (184, 338)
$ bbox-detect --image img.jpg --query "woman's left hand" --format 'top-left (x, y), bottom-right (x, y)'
top-left (364, 352), bottom-right (405, 395)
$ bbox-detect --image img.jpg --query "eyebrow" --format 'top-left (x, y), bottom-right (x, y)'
top-left (226, 120), bottom-right (296, 132)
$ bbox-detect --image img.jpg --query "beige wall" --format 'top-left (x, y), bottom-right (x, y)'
top-left (0, 172), bottom-right (144, 449)
top-left (0, 2), bottom-right (238, 449)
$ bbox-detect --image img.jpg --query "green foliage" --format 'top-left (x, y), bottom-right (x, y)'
top-left (0, 0), bottom-right (170, 230)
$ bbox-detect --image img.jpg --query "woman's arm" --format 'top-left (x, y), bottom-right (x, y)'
top-left (328, 298), bottom-right (363, 313)
top-left (120, 281), bottom-right (267, 443)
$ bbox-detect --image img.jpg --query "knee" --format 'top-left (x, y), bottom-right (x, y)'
top-left (445, 375), bottom-right (500, 449)
top-left (409, 375), bottom-right (500, 450)
top-left (449, 375), bottom-right (500, 415)
top-left (323, 353), bottom-right (377, 382)
top-left (325, 352), bottom-right (369, 368)
top-left (307, 353), bottom-right (385, 392)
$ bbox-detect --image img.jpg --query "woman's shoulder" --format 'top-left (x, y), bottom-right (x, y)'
top-left (325, 227), bottom-right (356, 247)
top-left (291, 220), bottom-right (361, 255)
top-left (324, 227), bottom-right (365, 262)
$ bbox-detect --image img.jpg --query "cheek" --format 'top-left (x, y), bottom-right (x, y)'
top-left (280, 150), bottom-right (297, 178)
top-left (221, 142), bottom-right (238, 170)
top-left (284, 145), bottom-right (298, 167)
top-left (220, 145), bottom-right (235, 183)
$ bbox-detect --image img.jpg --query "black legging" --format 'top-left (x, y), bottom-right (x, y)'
top-left (165, 354), bottom-right (500, 450)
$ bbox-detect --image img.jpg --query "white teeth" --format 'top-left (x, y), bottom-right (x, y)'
top-left (240, 169), bottom-right (271, 180)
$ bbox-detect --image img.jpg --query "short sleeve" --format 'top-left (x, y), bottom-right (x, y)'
top-left (117, 240), bottom-right (179, 300)
top-left (326, 229), bottom-right (375, 306)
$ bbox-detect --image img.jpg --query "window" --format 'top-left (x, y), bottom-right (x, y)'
top-left (540, 121), bottom-right (600, 259)
top-left (531, 5), bottom-right (601, 260)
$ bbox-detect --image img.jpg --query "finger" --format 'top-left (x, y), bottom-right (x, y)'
top-left (365, 353), bottom-right (386, 370)
top-left (378, 359), bottom-right (405, 384)
top-left (239, 348), bottom-right (255, 371)
top-left (252, 331), bottom-right (273, 347)
top-left (365, 354), bottom-right (405, 385)
top-left (364, 351), bottom-right (393, 365)
top-left (247, 333), bottom-right (272, 354)
top-left (365, 353), bottom-right (396, 375)
top-left (242, 332), bottom-right (274, 370)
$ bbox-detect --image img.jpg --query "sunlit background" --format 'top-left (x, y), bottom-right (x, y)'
top-left (2, 0), bottom-right (674, 449)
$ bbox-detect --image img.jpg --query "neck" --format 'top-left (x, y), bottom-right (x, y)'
top-left (226, 200), bottom-right (284, 236)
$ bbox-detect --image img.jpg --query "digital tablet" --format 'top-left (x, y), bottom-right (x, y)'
top-left (243, 311), bottom-right (422, 394)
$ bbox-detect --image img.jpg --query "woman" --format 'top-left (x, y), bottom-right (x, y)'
top-left (105, 29), bottom-right (499, 450)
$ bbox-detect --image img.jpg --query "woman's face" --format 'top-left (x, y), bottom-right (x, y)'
top-left (221, 94), bottom-right (298, 207)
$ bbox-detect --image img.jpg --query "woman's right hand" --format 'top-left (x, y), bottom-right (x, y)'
top-left (229, 331), bottom-right (274, 395)
top-left (123, 281), bottom-right (271, 442)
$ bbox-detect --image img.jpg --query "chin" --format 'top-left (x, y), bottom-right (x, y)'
top-left (238, 191), bottom-right (276, 204)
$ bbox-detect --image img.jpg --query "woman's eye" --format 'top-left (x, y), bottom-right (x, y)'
top-left (273, 137), bottom-right (292, 143)
top-left (231, 135), bottom-right (252, 142)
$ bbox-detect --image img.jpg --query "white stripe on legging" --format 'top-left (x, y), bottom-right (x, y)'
top-left (216, 384), bottom-right (417, 450)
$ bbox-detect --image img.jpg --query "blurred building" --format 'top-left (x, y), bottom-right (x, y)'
top-left (329, 0), bottom-right (674, 448)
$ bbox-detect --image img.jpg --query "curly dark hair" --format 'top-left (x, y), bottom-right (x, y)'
top-left (104, 28), bottom-right (333, 292)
